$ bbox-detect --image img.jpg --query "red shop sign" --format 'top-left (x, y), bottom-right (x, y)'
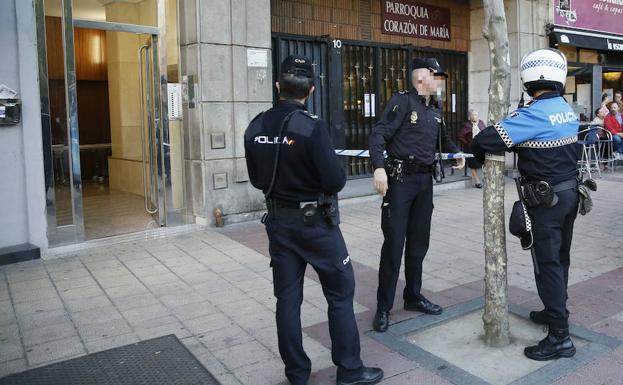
top-left (380, 1), bottom-right (451, 41)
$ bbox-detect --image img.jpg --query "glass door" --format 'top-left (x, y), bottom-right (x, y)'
top-left (36, 0), bottom-right (185, 245)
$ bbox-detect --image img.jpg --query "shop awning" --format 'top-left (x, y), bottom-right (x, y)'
top-left (551, 28), bottom-right (623, 52)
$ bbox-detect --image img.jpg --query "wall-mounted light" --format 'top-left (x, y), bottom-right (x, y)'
top-left (603, 72), bottom-right (622, 82)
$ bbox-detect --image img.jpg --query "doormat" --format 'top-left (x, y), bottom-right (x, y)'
top-left (0, 334), bottom-right (221, 385)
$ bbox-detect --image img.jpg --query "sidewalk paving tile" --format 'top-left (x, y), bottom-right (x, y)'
top-left (212, 340), bottom-right (275, 371)
top-left (22, 322), bottom-right (77, 347)
top-left (0, 359), bottom-right (26, 378)
top-left (76, 318), bottom-right (132, 342)
top-left (135, 320), bottom-right (190, 340)
top-left (25, 336), bottom-right (84, 366)
top-left (71, 306), bottom-right (123, 326)
top-left (111, 292), bottom-right (160, 311)
top-left (183, 313), bottom-right (235, 335)
top-left (17, 309), bottom-right (70, 331)
top-left (83, 332), bottom-right (139, 354)
top-left (13, 297), bottom-right (64, 317)
top-left (64, 295), bottom-right (112, 313)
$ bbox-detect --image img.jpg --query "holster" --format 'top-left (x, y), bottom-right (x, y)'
top-left (521, 180), bottom-right (557, 208)
top-left (385, 157), bottom-right (433, 183)
top-left (318, 193), bottom-right (340, 226)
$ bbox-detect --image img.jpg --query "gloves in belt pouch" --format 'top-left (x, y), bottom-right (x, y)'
top-left (578, 184), bottom-right (593, 215)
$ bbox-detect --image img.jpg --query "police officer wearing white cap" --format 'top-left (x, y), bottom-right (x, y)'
top-left (472, 48), bottom-right (580, 361)
top-left (369, 58), bottom-right (465, 333)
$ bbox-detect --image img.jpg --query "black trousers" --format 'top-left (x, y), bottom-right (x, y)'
top-left (528, 188), bottom-right (579, 328)
top-left (377, 173), bottom-right (434, 312)
top-left (266, 216), bottom-right (363, 385)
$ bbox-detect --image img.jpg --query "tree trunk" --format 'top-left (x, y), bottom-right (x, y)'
top-left (482, 0), bottom-right (511, 348)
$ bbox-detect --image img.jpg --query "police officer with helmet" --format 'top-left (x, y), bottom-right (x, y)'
top-left (244, 55), bottom-right (383, 385)
top-left (472, 48), bottom-right (580, 360)
top-left (369, 58), bottom-right (465, 333)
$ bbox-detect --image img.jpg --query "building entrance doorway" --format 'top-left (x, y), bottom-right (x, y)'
top-left (38, 0), bottom-right (187, 246)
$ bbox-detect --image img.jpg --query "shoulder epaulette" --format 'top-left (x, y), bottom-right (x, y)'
top-left (524, 100), bottom-right (537, 107)
top-left (301, 110), bottom-right (319, 120)
top-left (398, 90), bottom-right (410, 95)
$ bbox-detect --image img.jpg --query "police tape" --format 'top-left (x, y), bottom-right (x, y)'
top-left (334, 149), bottom-right (473, 160)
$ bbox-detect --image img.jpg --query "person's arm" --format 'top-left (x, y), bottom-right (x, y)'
top-left (471, 124), bottom-right (509, 164)
top-left (311, 120), bottom-right (346, 194)
top-left (478, 120), bottom-right (486, 131)
top-left (244, 140), bottom-right (260, 189)
top-left (458, 122), bottom-right (470, 146)
top-left (440, 120), bottom-right (461, 154)
top-left (244, 113), bottom-right (264, 190)
top-left (472, 106), bottom-right (545, 164)
top-left (368, 93), bottom-right (408, 169)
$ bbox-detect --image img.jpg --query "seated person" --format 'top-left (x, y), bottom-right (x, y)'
top-left (604, 101), bottom-right (623, 158)
top-left (591, 105), bottom-right (608, 127)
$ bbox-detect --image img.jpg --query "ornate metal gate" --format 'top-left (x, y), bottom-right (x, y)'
top-left (273, 34), bottom-right (468, 179)
top-left (271, 35), bottom-right (329, 121)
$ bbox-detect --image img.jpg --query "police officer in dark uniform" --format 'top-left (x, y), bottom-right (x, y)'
top-left (244, 55), bottom-right (383, 385)
top-left (472, 48), bottom-right (579, 361)
top-left (369, 58), bottom-right (465, 332)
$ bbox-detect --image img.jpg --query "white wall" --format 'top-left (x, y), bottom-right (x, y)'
top-left (0, 0), bottom-right (47, 251)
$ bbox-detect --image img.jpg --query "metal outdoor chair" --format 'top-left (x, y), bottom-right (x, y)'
top-left (596, 126), bottom-right (616, 174)
top-left (577, 125), bottom-right (601, 179)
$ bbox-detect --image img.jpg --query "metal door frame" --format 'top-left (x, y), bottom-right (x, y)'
top-left (35, 0), bottom-right (174, 246)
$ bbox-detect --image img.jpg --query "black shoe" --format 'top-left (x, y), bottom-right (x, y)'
top-left (524, 328), bottom-right (576, 361)
top-left (336, 367), bottom-right (384, 385)
top-left (373, 310), bottom-right (389, 332)
top-left (475, 183), bottom-right (483, 189)
top-left (404, 296), bottom-right (443, 315)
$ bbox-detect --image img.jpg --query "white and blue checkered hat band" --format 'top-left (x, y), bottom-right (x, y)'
top-left (520, 59), bottom-right (566, 72)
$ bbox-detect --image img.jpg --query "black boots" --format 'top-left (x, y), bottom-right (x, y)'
top-left (372, 310), bottom-right (389, 332)
top-left (524, 327), bottom-right (576, 361)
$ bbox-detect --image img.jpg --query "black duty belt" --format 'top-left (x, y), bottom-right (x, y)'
top-left (520, 178), bottom-right (578, 208)
top-left (266, 199), bottom-right (304, 219)
top-left (386, 158), bottom-right (433, 175)
top-left (552, 179), bottom-right (578, 192)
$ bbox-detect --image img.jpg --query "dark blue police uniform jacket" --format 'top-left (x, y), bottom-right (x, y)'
top-left (244, 100), bottom-right (363, 384)
top-left (369, 89), bottom-right (459, 168)
top-left (472, 92), bottom-right (580, 326)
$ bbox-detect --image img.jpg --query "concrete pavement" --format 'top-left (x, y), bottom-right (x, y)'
top-left (1, 173), bottom-right (622, 384)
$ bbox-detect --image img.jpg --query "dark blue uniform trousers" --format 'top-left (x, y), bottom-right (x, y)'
top-left (528, 188), bottom-right (578, 328)
top-left (377, 173), bottom-right (434, 312)
top-left (266, 216), bottom-right (363, 385)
